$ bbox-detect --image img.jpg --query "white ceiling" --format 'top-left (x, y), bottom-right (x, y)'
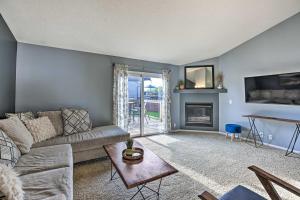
top-left (1, 0), bottom-right (300, 65)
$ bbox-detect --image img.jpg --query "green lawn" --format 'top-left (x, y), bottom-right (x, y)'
top-left (147, 111), bottom-right (160, 119)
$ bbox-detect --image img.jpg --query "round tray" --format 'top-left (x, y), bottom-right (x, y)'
top-left (122, 147), bottom-right (144, 161)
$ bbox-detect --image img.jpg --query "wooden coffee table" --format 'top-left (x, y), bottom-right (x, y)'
top-left (103, 141), bottom-right (178, 200)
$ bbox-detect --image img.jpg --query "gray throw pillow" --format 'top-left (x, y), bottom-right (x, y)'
top-left (0, 117), bottom-right (34, 154)
top-left (0, 130), bottom-right (21, 168)
top-left (62, 108), bottom-right (92, 136)
top-left (37, 111), bottom-right (63, 136)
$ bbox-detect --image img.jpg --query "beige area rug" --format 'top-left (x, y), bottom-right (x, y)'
top-left (74, 132), bottom-right (300, 200)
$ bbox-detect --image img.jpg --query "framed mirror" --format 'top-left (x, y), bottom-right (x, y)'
top-left (184, 65), bottom-right (214, 89)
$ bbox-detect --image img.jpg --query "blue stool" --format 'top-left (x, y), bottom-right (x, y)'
top-left (225, 124), bottom-right (242, 141)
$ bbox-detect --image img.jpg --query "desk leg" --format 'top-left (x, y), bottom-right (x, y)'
top-left (285, 123), bottom-right (300, 156)
top-left (246, 117), bottom-right (263, 147)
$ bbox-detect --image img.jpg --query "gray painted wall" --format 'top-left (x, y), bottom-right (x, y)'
top-left (217, 13), bottom-right (300, 151)
top-left (16, 43), bottom-right (180, 127)
top-left (0, 14), bottom-right (16, 118)
top-left (13, 12), bottom-right (300, 151)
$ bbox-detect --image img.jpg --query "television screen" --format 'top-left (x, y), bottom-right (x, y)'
top-left (245, 72), bottom-right (300, 105)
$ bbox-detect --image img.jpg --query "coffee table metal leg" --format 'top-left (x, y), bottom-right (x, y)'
top-left (110, 161), bottom-right (117, 180)
top-left (130, 184), bottom-right (146, 200)
top-left (143, 178), bottom-right (162, 196)
top-left (109, 161), bottom-right (163, 199)
top-left (137, 185), bottom-right (146, 200)
top-left (157, 178), bottom-right (162, 199)
top-left (129, 178), bottom-right (163, 200)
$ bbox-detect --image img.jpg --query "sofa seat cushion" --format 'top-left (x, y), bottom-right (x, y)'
top-left (32, 125), bottom-right (129, 152)
top-left (20, 167), bottom-right (72, 200)
top-left (220, 185), bottom-right (266, 200)
top-left (14, 144), bottom-right (72, 176)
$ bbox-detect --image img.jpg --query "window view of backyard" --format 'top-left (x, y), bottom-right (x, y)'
top-left (128, 74), bottom-right (163, 136)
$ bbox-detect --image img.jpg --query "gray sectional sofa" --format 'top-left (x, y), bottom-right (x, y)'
top-left (14, 125), bottom-right (129, 200)
top-left (33, 125), bottom-right (129, 163)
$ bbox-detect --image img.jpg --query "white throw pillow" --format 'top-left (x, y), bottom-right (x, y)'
top-left (24, 117), bottom-right (57, 143)
top-left (37, 111), bottom-right (63, 136)
top-left (0, 164), bottom-right (24, 200)
top-left (0, 117), bottom-right (34, 154)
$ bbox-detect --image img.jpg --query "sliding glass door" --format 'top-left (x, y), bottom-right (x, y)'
top-left (143, 74), bottom-right (164, 135)
top-left (128, 73), bottom-right (142, 137)
top-left (128, 72), bottom-right (163, 137)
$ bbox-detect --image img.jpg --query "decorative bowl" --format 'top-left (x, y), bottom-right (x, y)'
top-left (122, 147), bottom-right (144, 161)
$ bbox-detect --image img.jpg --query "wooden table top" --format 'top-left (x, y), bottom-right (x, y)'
top-left (243, 114), bottom-right (300, 124)
top-left (103, 141), bottom-right (178, 189)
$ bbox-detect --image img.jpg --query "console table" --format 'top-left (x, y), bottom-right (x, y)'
top-left (243, 114), bottom-right (300, 156)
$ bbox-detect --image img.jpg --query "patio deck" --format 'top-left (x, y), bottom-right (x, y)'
top-left (128, 117), bottom-right (163, 137)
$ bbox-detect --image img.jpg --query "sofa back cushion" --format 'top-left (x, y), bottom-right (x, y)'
top-left (37, 111), bottom-right (63, 136)
top-left (0, 130), bottom-right (21, 168)
top-left (24, 117), bottom-right (57, 143)
top-left (62, 108), bottom-right (92, 136)
top-left (0, 117), bottom-right (33, 154)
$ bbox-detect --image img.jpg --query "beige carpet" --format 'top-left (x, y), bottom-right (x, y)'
top-left (74, 132), bottom-right (300, 200)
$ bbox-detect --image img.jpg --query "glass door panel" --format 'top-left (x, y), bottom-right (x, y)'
top-left (143, 74), bottom-right (164, 135)
top-left (128, 74), bottom-right (142, 137)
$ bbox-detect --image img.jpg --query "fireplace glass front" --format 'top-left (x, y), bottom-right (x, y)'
top-left (185, 103), bottom-right (213, 127)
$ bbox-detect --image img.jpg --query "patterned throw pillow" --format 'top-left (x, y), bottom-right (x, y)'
top-left (5, 112), bottom-right (35, 123)
top-left (62, 108), bottom-right (92, 136)
top-left (24, 117), bottom-right (57, 143)
top-left (0, 130), bottom-right (21, 168)
top-left (37, 111), bottom-right (63, 136)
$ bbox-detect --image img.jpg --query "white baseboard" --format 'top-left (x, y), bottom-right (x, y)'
top-left (174, 129), bottom-right (300, 154)
top-left (174, 129), bottom-right (220, 134)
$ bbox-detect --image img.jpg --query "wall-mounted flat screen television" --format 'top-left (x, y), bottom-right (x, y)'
top-left (245, 72), bottom-right (300, 105)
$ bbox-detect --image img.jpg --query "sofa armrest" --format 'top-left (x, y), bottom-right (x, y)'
top-left (198, 191), bottom-right (218, 200)
top-left (249, 165), bottom-right (300, 199)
